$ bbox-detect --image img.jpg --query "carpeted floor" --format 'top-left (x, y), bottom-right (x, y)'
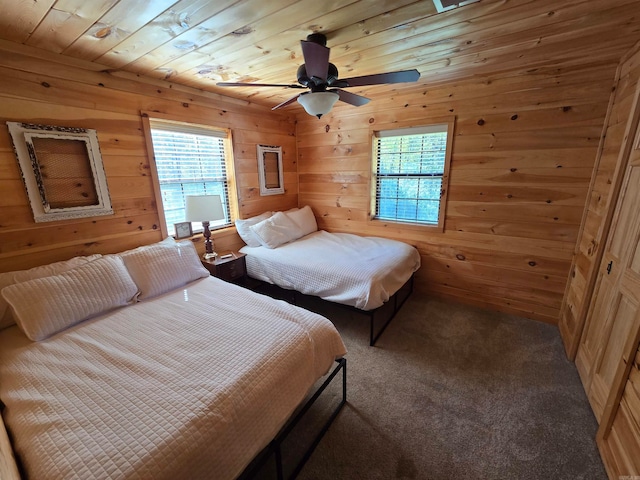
top-left (281, 294), bottom-right (606, 480)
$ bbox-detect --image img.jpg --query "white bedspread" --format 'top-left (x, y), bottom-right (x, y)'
top-left (241, 230), bottom-right (421, 310)
top-left (0, 277), bottom-right (346, 480)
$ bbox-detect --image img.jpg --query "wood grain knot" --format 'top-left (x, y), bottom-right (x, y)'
top-left (94, 27), bottom-right (111, 39)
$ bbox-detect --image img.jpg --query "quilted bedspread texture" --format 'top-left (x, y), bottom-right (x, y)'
top-left (0, 277), bottom-right (346, 480)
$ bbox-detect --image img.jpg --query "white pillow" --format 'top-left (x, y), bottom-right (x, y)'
top-left (0, 254), bottom-right (103, 330)
top-left (118, 236), bottom-right (176, 256)
top-left (250, 211), bottom-right (304, 249)
top-left (235, 211), bottom-right (273, 247)
top-left (120, 240), bottom-right (209, 300)
top-left (2, 255), bottom-right (139, 342)
top-left (285, 205), bottom-right (318, 237)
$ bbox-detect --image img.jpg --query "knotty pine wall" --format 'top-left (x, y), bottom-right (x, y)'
top-left (559, 43), bottom-right (640, 357)
top-left (0, 41), bottom-right (297, 273)
top-left (0, 40), bottom-right (623, 326)
top-left (295, 63), bottom-right (618, 324)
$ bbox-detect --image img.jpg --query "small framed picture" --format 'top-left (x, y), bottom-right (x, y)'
top-left (174, 222), bottom-right (193, 239)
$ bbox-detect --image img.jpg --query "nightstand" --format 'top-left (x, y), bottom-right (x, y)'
top-left (201, 251), bottom-right (247, 285)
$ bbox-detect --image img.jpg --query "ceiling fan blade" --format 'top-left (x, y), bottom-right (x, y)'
top-left (335, 69), bottom-right (421, 87)
top-left (272, 94), bottom-right (302, 110)
top-left (217, 82), bottom-right (304, 88)
top-left (332, 89), bottom-right (371, 107)
top-left (300, 40), bottom-right (330, 81)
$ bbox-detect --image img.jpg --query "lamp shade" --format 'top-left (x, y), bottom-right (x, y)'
top-left (184, 195), bottom-right (224, 222)
top-left (297, 91), bottom-right (339, 118)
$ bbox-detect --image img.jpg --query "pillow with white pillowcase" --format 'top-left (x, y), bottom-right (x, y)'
top-left (120, 239), bottom-right (209, 300)
top-left (2, 255), bottom-right (139, 341)
top-left (235, 211), bottom-right (273, 247)
top-left (285, 205), bottom-right (317, 237)
top-left (250, 211), bottom-right (304, 249)
top-left (0, 254), bottom-right (103, 330)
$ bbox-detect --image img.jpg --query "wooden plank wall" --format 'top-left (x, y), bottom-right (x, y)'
top-left (296, 63), bottom-right (618, 324)
top-left (559, 42), bottom-right (640, 357)
top-left (0, 41), bottom-right (297, 273)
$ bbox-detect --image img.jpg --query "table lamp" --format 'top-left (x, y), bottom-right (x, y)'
top-left (185, 195), bottom-right (224, 259)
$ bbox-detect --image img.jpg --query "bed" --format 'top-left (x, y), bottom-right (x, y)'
top-left (235, 207), bottom-right (421, 345)
top-left (0, 238), bottom-right (347, 480)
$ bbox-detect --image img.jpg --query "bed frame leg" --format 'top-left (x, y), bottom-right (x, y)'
top-left (275, 445), bottom-right (284, 480)
top-left (238, 358), bottom-right (346, 480)
top-left (369, 274), bottom-right (414, 346)
top-left (287, 358), bottom-right (346, 479)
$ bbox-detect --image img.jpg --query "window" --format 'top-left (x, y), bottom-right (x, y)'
top-left (372, 123), bottom-right (452, 229)
top-left (148, 119), bottom-right (233, 236)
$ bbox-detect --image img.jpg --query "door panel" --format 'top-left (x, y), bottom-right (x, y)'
top-left (598, 345), bottom-right (640, 478)
top-left (576, 276), bottom-right (616, 384)
top-left (608, 167), bottom-right (640, 257)
top-left (632, 224), bottom-right (640, 273)
top-left (592, 295), bottom-right (638, 416)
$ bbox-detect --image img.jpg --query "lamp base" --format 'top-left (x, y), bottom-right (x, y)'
top-left (203, 252), bottom-right (218, 260)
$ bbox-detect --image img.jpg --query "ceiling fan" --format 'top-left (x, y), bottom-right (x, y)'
top-left (217, 33), bottom-right (421, 118)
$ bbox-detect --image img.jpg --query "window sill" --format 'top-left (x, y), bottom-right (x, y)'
top-left (173, 224), bottom-right (237, 241)
top-left (369, 217), bottom-right (444, 233)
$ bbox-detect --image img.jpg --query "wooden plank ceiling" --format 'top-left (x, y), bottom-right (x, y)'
top-left (0, 0), bottom-right (639, 113)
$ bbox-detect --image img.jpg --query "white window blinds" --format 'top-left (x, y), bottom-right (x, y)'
top-left (374, 124), bottom-right (449, 225)
top-left (149, 120), bottom-right (232, 236)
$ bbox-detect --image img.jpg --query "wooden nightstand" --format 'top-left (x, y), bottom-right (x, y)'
top-left (201, 251), bottom-right (247, 285)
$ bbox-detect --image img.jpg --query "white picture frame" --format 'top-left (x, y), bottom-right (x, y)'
top-left (7, 122), bottom-right (113, 223)
top-left (174, 221), bottom-right (193, 239)
top-left (257, 144), bottom-right (284, 196)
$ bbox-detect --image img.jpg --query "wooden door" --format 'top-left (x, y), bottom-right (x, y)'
top-left (576, 115), bottom-right (640, 422)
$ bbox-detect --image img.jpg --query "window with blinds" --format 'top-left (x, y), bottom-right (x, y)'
top-left (149, 120), bottom-right (232, 236)
top-left (373, 124), bottom-right (451, 227)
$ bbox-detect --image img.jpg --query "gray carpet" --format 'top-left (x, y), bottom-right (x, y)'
top-left (284, 295), bottom-right (606, 480)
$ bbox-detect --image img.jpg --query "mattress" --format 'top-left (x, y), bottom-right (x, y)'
top-left (0, 276), bottom-right (346, 480)
top-left (240, 230), bottom-right (421, 310)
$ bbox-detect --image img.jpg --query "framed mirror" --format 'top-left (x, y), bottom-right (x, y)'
top-left (257, 144), bottom-right (284, 196)
top-left (7, 122), bottom-right (113, 222)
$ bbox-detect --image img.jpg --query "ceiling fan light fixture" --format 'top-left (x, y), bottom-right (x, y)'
top-left (297, 91), bottom-right (339, 118)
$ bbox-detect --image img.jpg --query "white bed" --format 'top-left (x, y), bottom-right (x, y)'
top-left (241, 230), bottom-right (421, 311)
top-left (234, 207), bottom-right (421, 345)
top-left (0, 240), bottom-right (346, 480)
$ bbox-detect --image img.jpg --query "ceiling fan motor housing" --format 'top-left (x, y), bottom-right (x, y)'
top-left (306, 33), bottom-right (327, 46)
top-left (297, 63), bottom-right (339, 89)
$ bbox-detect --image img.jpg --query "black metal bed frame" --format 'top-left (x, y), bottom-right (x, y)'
top-left (250, 274), bottom-right (415, 346)
top-left (238, 357), bottom-right (347, 480)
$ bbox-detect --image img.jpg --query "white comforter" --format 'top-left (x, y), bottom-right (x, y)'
top-left (0, 277), bottom-right (346, 480)
top-left (241, 230), bottom-right (421, 310)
